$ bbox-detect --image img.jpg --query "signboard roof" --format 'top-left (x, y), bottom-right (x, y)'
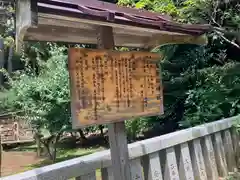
top-left (38, 0), bottom-right (211, 35)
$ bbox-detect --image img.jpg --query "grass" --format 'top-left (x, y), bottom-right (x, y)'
top-left (10, 143), bottom-right (105, 180)
top-left (4, 135), bottom-right (108, 179)
top-left (23, 146), bottom-right (105, 169)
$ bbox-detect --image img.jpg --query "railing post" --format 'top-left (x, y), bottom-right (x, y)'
top-left (164, 147), bottom-right (180, 180)
top-left (213, 132), bottom-right (228, 177)
top-left (191, 139), bottom-right (207, 180)
top-left (142, 152), bottom-right (163, 180)
top-left (231, 128), bottom-right (240, 167)
top-left (202, 135), bottom-right (218, 179)
top-left (130, 158), bottom-right (144, 180)
top-left (179, 143), bottom-right (194, 180)
top-left (223, 130), bottom-right (237, 171)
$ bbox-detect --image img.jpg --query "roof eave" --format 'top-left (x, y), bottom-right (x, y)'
top-left (16, 0), bottom-right (211, 52)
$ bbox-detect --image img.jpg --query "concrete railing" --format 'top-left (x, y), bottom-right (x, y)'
top-left (1, 115), bottom-right (240, 180)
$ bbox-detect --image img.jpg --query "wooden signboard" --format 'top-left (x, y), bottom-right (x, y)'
top-left (68, 48), bottom-right (163, 128)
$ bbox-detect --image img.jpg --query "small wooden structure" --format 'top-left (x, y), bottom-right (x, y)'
top-left (16, 0), bottom-right (211, 51)
top-left (0, 113), bottom-right (34, 145)
top-left (16, 0), bottom-right (211, 180)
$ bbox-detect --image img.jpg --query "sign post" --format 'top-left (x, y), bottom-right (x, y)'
top-left (68, 26), bottom-right (162, 180)
top-left (97, 26), bottom-right (132, 180)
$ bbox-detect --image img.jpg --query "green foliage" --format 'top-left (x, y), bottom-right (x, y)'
top-left (117, 0), bottom-right (240, 136)
top-left (1, 0), bottom-right (240, 142)
top-left (182, 63), bottom-right (240, 127)
top-left (118, 0), bottom-right (179, 16)
top-left (1, 45), bottom-right (71, 135)
top-left (125, 117), bottom-right (153, 140)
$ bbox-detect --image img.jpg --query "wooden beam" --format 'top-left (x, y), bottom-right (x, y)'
top-left (25, 13), bottom-right (208, 48)
top-left (97, 26), bottom-right (131, 180)
top-left (37, 14), bottom-right (155, 37)
top-left (146, 34), bottom-right (208, 50)
top-left (38, 13), bottom-right (183, 36)
top-left (15, 0), bottom-right (38, 52)
top-left (25, 25), bottom-right (149, 47)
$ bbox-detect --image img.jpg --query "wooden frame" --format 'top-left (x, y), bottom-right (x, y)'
top-left (16, 0), bottom-right (208, 52)
top-left (68, 48), bottom-right (163, 128)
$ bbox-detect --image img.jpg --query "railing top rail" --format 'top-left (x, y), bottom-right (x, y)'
top-left (1, 115), bottom-right (239, 180)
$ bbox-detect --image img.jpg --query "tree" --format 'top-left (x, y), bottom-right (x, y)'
top-left (117, 0), bottom-right (240, 134)
top-left (0, 44), bottom-right (72, 161)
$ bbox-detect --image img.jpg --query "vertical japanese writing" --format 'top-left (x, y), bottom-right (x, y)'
top-left (70, 49), bottom-right (162, 126)
top-left (92, 57), bottom-right (97, 120)
top-left (129, 56), bottom-right (133, 106)
top-left (115, 58), bottom-right (119, 110)
top-left (80, 56), bottom-right (85, 107)
top-left (123, 58), bottom-right (126, 107)
top-left (118, 58), bottom-right (122, 108)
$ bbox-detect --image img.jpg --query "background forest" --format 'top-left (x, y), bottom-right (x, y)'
top-left (0, 0), bottom-right (240, 161)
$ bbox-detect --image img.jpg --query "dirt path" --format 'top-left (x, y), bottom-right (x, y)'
top-left (1, 151), bottom-right (42, 177)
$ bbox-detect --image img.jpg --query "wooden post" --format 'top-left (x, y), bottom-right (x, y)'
top-left (0, 38), bottom-right (4, 86)
top-left (96, 26), bottom-right (131, 180)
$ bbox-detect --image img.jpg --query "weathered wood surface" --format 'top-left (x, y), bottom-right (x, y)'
top-left (68, 48), bottom-right (163, 128)
top-left (130, 158), bottom-right (144, 180)
top-left (164, 147), bottom-right (180, 180)
top-left (16, 0), bottom-right (208, 52)
top-left (223, 130), bottom-right (237, 172)
top-left (179, 143), bottom-right (194, 180)
top-left (213, 132), bottom-right (228, 177)
top-left (202, 135), bottom-right (219, 179)
top-left (0, 117), bottom-right (34, 144)
top-left (0, 115), bottom-right (239, 180)
top-left (15, 0), bottom-right (37, 52)
top-left (108, 122), bottom-right (131, 180)
top-left (142, 152), bottom-right (163, 180)
top-left (191, 139), bottom-right (207, 180)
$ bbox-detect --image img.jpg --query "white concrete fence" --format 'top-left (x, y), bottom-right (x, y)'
top-left (1, 115), bottom-right (240, 180)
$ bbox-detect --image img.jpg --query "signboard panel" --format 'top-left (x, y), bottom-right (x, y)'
top-left (68, 48), bottom-right (163, 128)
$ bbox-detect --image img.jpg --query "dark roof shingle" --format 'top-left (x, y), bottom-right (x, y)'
top-left (38, 0), bottom-right (212, 35)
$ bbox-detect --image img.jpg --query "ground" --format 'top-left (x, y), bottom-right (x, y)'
top-left (2, 151), bottom-right (42, 177)
top-left (1, 137), bottom-right (106, 178)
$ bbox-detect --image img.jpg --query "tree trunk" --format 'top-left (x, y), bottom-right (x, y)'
top-left (99, 125), bottom-right (104, 136)
top-left (78, 129), bottom-right (86, 140)
top-left (35, 133), bottom-right (42, 157)
top-left (41, 133), bottom-right (61, 163)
